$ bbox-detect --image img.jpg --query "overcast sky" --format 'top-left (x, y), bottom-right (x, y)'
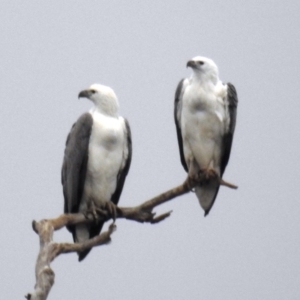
top-left (1, 1), bottom-right (300, 299)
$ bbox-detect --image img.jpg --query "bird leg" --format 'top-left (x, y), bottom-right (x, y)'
top-left (186, 157), bottom-right (238, 191)
top-left (90, 200), bottom-right (99, 220)
top-left (85, 200), bottom-right (119, 223)
top-left (188, 159), bottom-right (199, 179)
top-left (187, 159), bottom-right (201, 188)
top-left (197, 167), bottom-right (218, 184)
top-left (187, 161), bottom-right (237, 189)
top-left (84, 199), bottom-right (107, 223)
top-left (198, 168), bottom-right (238, 189)
top-left (187, 161), bottom-right (218, 188)
top-left (105, 202), bottom-right (117, 223)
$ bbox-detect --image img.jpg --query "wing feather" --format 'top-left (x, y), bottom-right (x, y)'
top-left (61, 112), bottom-right (93, 229)
top-left (111, 118), bottom-right (132, 205)
top-left (220, 83), bottom-right (238, 175)
top-left (174, 78), bottom-right (188, 172)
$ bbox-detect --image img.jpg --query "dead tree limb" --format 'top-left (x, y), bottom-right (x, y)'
top-left (25, 218), bottom-right (116, 300)
top-left (117, 177), bottom-right (193, 223)
top-left (26, 176), bottom-right (237, 300)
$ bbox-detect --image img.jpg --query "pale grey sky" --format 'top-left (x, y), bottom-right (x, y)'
top-left (1, 1), bottom-right (300, 299)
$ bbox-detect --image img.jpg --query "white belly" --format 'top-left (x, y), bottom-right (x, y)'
top-left (81, 112), bottom-right (125, 211)
top-left (181, 85), bottom-right (225, 171)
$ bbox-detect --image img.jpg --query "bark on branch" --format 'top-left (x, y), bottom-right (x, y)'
top-left (25, 219), bottom-right (116, 300)
top-left (26, 176), bottom-right (237, 299)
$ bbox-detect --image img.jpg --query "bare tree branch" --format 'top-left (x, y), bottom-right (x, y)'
top-left (25, 218), bottom-right (116, 300)
top-left (116, 177), bottom-right (192, 223)
top-left (26, 176), bottom-right (237, 299)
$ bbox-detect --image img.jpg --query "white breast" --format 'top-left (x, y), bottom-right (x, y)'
top-left (81, 111), bottom-right (126, 210)
top-left (181, 82), bottom-right (227, 171)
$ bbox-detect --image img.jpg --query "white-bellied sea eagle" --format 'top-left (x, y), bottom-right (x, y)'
top-left (62, 83), bottom-right (132, 261)
top-left (174, 56), bottom-right (238, 216)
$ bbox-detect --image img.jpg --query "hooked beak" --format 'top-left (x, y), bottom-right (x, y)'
top-left (78, 89), bottom-right (92, 99)
top-left (186, 60), bottom-right (197, 68)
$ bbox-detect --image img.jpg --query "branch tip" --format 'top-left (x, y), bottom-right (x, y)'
top-left (108, 223), bottom-right (117, 233)
top-left (31, 220), bottom-right (38, 234)
top-left (151, 211), bottom-right (173, 224)
top-left (219, 178), bottom-right (238, 189)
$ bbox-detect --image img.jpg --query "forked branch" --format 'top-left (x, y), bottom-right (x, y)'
top-left (26, 176), bottom-right (237, 300)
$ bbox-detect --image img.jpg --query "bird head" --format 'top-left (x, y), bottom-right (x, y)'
top-left (187, 56), bottom-right (219, 83)
top-left (78, 84), bottom-right (119, 116)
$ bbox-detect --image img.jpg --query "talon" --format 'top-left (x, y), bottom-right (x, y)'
top-left (84, 200), bottom-right (99, 221)
top-left (105, 202), bottom-right (117, 222)
top-left (83, 211), bottom-right (90, 219)
top-left (85, 200), bottom-right (107, 223)
top-left (198, 168), bottom-right (218, 183)
top-left (91, 201), bottom-right (98, 220)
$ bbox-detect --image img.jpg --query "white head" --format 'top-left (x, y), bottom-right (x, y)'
top-left (78, 83), bottom-right (119, 117)
top-left (187, 56), bottom-right (219, 84)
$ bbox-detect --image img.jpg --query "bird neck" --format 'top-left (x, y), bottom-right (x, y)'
top-left (92, 97), bottom-right (119, 118)
top-left (192, 71), bottom-right (219, 86)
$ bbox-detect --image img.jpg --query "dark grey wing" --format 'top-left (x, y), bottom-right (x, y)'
top-left (61, 112), bottom-right (93, 231)
top-left (203, 83), bottom-right (238, 217)
top-left (220, 83), bottom-right (238, 176)
top-left (174, 78), bottom-right (188, 172)
top-left (111, 118), bottom-right (132, 205)
top-left (62, 113), bottom-right (103, 261)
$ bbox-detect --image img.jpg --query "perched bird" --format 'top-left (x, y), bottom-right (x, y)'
top-left (174, 56), bottom-right (238, 216)
top-left (62, 84), bottom-right (132, 261)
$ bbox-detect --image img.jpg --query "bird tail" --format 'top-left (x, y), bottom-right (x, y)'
top-left (78, 248), bottom-right (91, 262)
top-left (71, 222), bottom-right (104, 262)
top-left (195, 179), bottom-right (220, 216)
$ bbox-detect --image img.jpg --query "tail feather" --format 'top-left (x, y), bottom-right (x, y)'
top-left (195, 179), bottom-right (220, 216)
top-left (70, 222), bottom-right (104, 262)
top-left (78, 248), bottom-right (92, 262)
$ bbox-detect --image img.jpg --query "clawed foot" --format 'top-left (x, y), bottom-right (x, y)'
top-left (188, 168), bottom-right (217, 187)
top-left (189, 168), bottom-right (217, 182)
top-left (84, 200), bottom-right (104, 223)
top-left (105, 202), bottom-right (117, 223)
top-left (85, 200), bottom-right (118, 223)
top-left (187, 168), bottom-right (238, 190)
top-left (199, 168), bottom-right (218, 181)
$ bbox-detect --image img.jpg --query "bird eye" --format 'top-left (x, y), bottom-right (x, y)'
top-left (90, 89), bottom-right (96, 94)
top-left (198, 61), bottom-right (204, 65)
